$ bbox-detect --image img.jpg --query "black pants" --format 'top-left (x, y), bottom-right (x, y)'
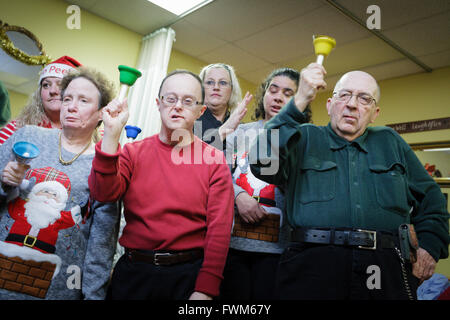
top-left (220, 248), bottom-right (280, 300)
top-left (108, 254), bottom-right (202, 300)
top-left (276, 243), bottom-right (420, 300)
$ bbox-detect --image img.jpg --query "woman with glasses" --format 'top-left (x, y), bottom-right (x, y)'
top-left (221, 68), bottom-right (312, 300)
top-left (196, 63), bottom-right (252, 149)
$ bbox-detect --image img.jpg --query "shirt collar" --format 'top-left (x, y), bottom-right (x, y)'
top-left (201, 107), bottom-right (229, 125)
top-left (326, 123), bottom-right (369, 153)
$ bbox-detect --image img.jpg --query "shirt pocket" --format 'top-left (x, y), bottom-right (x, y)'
top-left (368, 162), bottom-right (409, 215)
top-left (299, 157), bottom-right (337, 204)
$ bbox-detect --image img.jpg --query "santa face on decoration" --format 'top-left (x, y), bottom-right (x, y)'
top-left (0, 167), bottom-right (82, 298)
top-left (24, 181), bottom-right (71, 230)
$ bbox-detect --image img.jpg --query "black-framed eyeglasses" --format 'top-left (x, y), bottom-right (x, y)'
top-left (333, 90), bottom-right (377, 106)
top-left (204, 80), bottom-right (231, 88)
top-left (161, 95), bottom-right (202, 108)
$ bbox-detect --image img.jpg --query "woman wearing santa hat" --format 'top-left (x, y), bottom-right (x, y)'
top-left (0, 56), bottom-right (82, 145)
top-left (0, 66), bottom-right (120, 300)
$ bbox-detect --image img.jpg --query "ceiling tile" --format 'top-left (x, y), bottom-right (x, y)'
top-left (198, 44), bottom-right (271, 74)
top-left (333, 0), bottom-right (450, 31)
top-left (279, 36), bottom-right (404, 77)
top-left (418, 49), bottom-right (450, 69)
top-left (185, 0), bottom-right (324, 42)
top-left (63, 0), bottom-right (100, 10)
top-left (382, 12), bottom-right (450, 57)
top-left (171, 20), bottom-right (226, 57)
top-left (70, 0), bottom-right (176, 34)
top-left (234, 5), bottom-right (371, 64)
top-left (360, 58), bottom-right (423, 82)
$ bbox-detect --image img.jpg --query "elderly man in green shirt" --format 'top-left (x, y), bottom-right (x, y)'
top-left (250, 63), bottom-right (450, 300)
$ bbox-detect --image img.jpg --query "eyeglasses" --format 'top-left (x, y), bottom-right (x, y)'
top-left (161, 95), bottom-right (202, 108)
top-left (333, 90), bottom-right (377, 106)
top-left (204, 80), bottom-right (231, 88)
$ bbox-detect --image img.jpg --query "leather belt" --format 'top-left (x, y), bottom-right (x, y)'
top-left (290, 227), bottom-right (396, 250)
top-left (6, 234), bottom-right (56, 253)
top-left (125, 249), bottom-right (203, 266)
top-left (252, 196), bottom-right (276, 207)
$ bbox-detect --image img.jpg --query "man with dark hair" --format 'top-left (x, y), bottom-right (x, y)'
top-left (250, 63), bottom-right (450, 300)
top-left (89, 70), bottom-right (234, 300)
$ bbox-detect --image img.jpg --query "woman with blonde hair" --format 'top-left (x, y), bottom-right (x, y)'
top-left (196, 63), bottom-right (252, 149)
top-left (0, 56), bottom-right (82, 145)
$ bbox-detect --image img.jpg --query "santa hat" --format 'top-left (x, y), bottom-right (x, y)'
top-left (25, 167), bottom-right (72, 202)
top-left (38, 55), bottom-right (82, 84)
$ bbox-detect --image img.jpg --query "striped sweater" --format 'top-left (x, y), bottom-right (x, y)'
top-left (0, 120), bottom-right (52, 145)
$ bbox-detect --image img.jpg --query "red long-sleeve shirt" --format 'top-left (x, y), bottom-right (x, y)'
top-left (88, 134), bottom-right (234, 297)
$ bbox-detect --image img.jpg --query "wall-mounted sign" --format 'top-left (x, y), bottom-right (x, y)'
top-left (386, 117), bottom-right (450, 134)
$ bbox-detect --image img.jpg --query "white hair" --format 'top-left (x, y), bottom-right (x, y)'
top-left (30, 181), bottom-right (69, 205)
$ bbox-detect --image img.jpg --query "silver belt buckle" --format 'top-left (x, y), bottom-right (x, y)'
top-left (153, 252), bottom-right (171, 265)
top-left (356, 229), bottom-right (377, 250)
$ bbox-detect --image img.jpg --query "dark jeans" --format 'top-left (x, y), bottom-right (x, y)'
top-left (108, 254), bottom-right (202, 300)
top-left (220, 248), bottom-right (280, 300)
top-left (276, 243), bottom-right (420, 300)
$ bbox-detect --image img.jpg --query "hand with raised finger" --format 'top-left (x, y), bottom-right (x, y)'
top-left (219, 91), bottom-right (253, 141)
top-left (101, 98), bottom-right (129, 154)
top-left (102, 98), bottom-right (129, 135)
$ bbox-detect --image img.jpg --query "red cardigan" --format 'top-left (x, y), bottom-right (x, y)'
top-left (88, 134), bottom-right (234, 297)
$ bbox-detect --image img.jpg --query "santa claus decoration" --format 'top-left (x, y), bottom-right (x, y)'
top-left (232, 152), bottom-right (282, 242)
top-left (0, 167), bottom-right (80, 298)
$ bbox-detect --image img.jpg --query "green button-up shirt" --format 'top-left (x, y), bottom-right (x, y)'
top-left (250, 98), bottom-right (449, 261)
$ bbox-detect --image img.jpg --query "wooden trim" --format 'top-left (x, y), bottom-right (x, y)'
top-left (435, 178), bottom-right (450, 188)
top-left (387, 118), bottom-right (450, 134)
top-left (409, 141), bottom-right (450, 151)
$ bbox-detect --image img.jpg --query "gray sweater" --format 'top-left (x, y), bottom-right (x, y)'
top-left (226, 120), bottom-right (289, 254)
top-left (0, 126), bottom-right (119, 300)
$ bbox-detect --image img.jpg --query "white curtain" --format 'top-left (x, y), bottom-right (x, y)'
top-left (120, 27), bottom-right (176, 145)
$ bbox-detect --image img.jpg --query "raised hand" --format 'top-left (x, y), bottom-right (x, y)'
top-left (294, 63), bottom-right (327, 112)
top-left (101, 98), bottom-right (129, 154)
top-left (219, 91), bottom-right (253, 141)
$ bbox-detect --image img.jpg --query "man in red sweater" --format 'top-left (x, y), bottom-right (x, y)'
top-left (88, 70), bottom-right (234, 300)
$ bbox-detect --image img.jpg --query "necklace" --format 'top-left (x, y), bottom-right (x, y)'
top-left (58, 132), bottom-right (92, 165)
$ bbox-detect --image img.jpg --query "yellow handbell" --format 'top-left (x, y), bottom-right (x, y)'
top-left (313, 35), bottom-right (336, 65)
